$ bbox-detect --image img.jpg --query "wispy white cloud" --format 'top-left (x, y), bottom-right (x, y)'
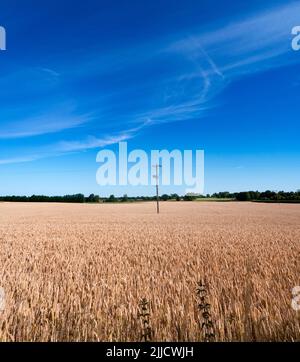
top-left (137, 1), bottom-right (299, 128)
top-left (0, 128), bottom-right (139, 165)
top-left (108, 3), bottom-right (300, 130)
top-left (1, 2), bottom-right (299, 165)
top-left (39, 67), bottom-right (60, 78)
top-left (54, 119), bottom-right (150, 153)
top-left (57, 133), bottom-right (131, 153)
top-left (0, 112), bottom-right (92, 139)
top-left (0, 66), bottom-right (90, 140)
top-left (169, 1), bottom-right (300, 77)
top-left (0, 155), bottom-right (41, 165)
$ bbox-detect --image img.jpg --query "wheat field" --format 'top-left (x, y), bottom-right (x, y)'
top-left (0, 201), bottom-right (299, 342)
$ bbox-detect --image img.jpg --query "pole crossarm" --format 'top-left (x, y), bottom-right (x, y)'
top-left (152, 164), bottom-right (162, 214)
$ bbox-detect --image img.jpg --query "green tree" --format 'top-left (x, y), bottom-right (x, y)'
top-left (107, 194), bottom-right (116, 203)
top-left (236, 192), bottom-right (251, 201)
top-left (161, 194), bottom-right (170, 201)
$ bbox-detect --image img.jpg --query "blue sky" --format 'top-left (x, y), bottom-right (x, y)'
top-left (0, 0), bottom-right (300, 196)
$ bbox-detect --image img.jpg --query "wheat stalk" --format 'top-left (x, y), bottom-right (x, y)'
top-left (138, 298), bottom-right (152, 342)
top-left (196, 280), bottom-right (215, 342)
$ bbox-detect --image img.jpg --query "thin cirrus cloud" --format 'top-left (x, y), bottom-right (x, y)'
top-left (56, 133), bottom-right (132, 153)
top-left (0, 2), bottom-right (299, 165)
top-left (0, 67), bottom-right (60, 99)
top-left (169, 1), bottom-right (300, 77)
top-left (84, 1), bottom-right (300, 130)
top-left (0, 120), bottom-right (148, 165)
top-left (0, 113), bottom-right (92, 139)
top-left (0, 155), bottom-right (41, 165)
top-left (54, 120), bottom-right (149, 153)
top-left (0, 67), bottom-right (90, 140)
top-left (0, 131), bottom-right (133, 165)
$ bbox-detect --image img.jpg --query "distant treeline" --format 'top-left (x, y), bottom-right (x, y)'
top-left (210, 190), bottom-right (300, 202)
top-left (0, 190), bottom-right (300, 203)
top-left (0, 194), bottom-right (87, 203)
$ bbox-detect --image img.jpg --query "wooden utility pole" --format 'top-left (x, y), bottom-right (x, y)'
top-left (153, 164), bottom-right (161, 214)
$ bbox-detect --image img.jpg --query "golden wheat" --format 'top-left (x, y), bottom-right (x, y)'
top-left (0, 201), bottom-right (299, 341)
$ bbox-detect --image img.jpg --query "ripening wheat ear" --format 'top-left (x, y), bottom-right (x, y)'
top-left (138, 298), bottom-right (152, 342)
top-left (196, 280), bottom-right (215, 342)
top-left (243, 257), bottom-right (255, 341)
